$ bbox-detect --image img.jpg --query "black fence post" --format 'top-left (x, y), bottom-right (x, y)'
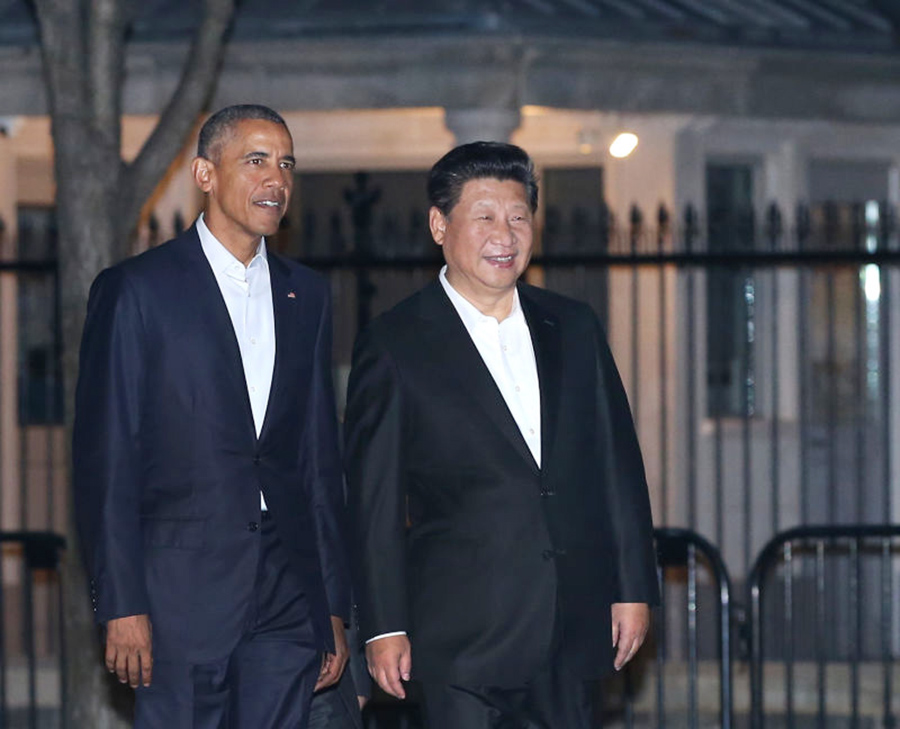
top-left (346, 173), bottom-right (380, 331)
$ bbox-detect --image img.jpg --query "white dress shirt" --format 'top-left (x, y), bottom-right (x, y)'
top-left (367, 268), bottom-right (542, 644)
top-left (438, 266), bottom-right (541, 466)
top-left (197, 214), bottom-right (275, 510)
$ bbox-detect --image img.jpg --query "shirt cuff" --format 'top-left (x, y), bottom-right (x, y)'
top-left (365, 631), bottom-right (407, 644)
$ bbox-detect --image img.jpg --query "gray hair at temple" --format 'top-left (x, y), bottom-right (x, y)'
top-left (196, 104), bottom-right (289, 162)
top-left (427, 142), bottom-right (539, 216)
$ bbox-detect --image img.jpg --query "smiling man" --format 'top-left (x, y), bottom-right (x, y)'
top-left (345, 142), bottom-right (660, 728)
top-left (73, 105), bottom-right (351, 728)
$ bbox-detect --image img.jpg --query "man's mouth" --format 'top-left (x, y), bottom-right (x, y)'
top-left (255, 199), bottom-right (283, 209)
top-left (486, 254), bottom-right (515, 264)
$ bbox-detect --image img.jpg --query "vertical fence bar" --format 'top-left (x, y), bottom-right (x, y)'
top-left (767, 204), bottom-right (781, 535)
top-left (687, 543), bottom-right (698, 729)
top-left (656, 562), bottom-right (666, 729)
top-left (750, 556), bottom-right (763, 729)
top-left (714, 398), bottom-right (724, 549)
top-left (685, 206), bottom-right (698, 530)
top-left (58, 562), bottom-right (65, 729)
top-left (826, 269), bottom-right (838, 524)
top-left (629, 205), bottom-right (641, 428)
top-left (849, 538), bottom-right (860, 729)
top-left (815, 539), bottom-right (826, 729)
top-left (718, 546), bottom-right (733, 729)
top-left (797, 204), bottom-right (811, 525)
top-left (880, 249), bottom-right (894, 728)
top-left (658, 205), bottom-right (669, 526)
top-left (22, 551), bottom-right (36, 729)
top-left (784, 542), bottom-right (795, 729)
top-left (854, 262), bottom-right (865, 524)
top-left (882, 540), bottom-right (892, 728)
top-left (20, 378), bottom-right (28, 531)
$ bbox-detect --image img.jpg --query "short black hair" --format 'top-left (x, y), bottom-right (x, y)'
top-left (427, 141), bottom-right (539, 216)
top-left (197, 104), bottom-right (289, 161)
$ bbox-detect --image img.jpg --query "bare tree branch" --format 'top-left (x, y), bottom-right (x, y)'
top-left (121, 0), bottom-right (235, 233)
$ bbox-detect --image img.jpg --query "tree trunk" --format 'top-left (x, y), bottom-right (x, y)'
top-left (58, 173), bottom-right (133, 727)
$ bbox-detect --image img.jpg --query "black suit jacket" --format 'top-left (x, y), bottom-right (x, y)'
top-left (344, 281), bottom-right (659, 687)
top-left (73, 226), bottom-right (350, 663)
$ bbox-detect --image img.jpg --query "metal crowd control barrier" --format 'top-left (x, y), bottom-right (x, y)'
top-left (0, 531), bottom-right (66, 729)
top-left (605, 527), bottom-right (733, 729)
top-left (749, 524), bottom-right (900, 729)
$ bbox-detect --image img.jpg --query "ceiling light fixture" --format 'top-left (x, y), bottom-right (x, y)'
top-left (609, 132), bottom-right (638, 158)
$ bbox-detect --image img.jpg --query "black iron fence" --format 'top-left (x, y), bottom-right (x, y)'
top-left (302, 189), bottom-right (899, 581)
top-left (2, 181), bottom-right (899, 724)
top-left (0, 531), bottom-right (65, 729)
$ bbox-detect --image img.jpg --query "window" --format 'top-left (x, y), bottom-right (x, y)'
top-left (16, 207), bottom-right (62, 425)
top-left (541, 166), bottom-right (608, 325)
top-left (706, 163), bottom-right (755, 418)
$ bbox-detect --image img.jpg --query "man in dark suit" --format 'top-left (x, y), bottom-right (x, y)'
top-left (73, 104), bottom-right (351, 728)
top-left (344, 142), bottom-right (659, 728)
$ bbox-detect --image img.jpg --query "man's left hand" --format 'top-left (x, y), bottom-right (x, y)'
top-left (315, 615), bottom-right (349, 691)
top-left (611, 602), bottom-right (650, 671)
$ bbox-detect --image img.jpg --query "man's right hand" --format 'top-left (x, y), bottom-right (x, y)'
top-left (365, 634), bottom-right (411, 699)
top-left (106, 614), bottom-right (153, 688)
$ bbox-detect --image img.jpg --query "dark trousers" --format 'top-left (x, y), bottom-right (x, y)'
top-left (135, 515), bottom-right (323, 728)
top-left (420, 662), bottom-right (592, 729)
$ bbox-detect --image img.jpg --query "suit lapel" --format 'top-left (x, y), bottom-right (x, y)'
top-left (418, 282), bottom-right (539, 473)
top-left (258, 255), bottom-right (300, 443)
top-left (519, 285), bottom-right (562, 472)
top-left (175, 228), bottom-right (256, 440)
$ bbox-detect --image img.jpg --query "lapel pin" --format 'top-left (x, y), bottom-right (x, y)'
top-left (287, 291), bottom-right (296, 299)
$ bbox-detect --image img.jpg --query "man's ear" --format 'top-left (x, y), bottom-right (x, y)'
top-left (428, 207), bottom-right (446, 246)
top-left (191, 156), bottom-right (214, 194)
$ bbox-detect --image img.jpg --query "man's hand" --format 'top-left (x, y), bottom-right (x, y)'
top-left (106, 614), bottom-right (152, 688)
top-left (365, 634), bottom-right (411, 699)
top-left (315, 616), bottom-right (350, 692)
top-left (611, 602), bottom-right (650, 671)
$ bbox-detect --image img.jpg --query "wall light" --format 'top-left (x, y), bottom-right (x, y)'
top-left (609, 132), bottom-right (638, 158)
top-left (576, 128), bottom-right (599, 155)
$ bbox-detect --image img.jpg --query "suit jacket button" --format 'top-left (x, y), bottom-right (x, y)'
top-left (248, 522), bottom-right (259, 532)
top-left (540, 489), bottom-right (556, 497)
top-left (542, 549), bottom-right (554, 560)
top-left (253, 455), bottom-right (260, 465)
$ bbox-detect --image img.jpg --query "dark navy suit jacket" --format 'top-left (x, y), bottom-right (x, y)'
top-left (73, 226), bottom-right (350, 663)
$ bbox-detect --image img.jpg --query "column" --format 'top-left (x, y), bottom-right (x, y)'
top-left (444, 107), bottom-right (522, 145)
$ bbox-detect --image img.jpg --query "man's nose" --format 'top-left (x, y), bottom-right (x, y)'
top-left (495, 219), bottom-right (517, 246)
top-left (263, 166), bottom-right (289, 188)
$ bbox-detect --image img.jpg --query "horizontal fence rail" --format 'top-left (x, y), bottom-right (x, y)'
top-left (748, 525), bottom-right (900, 729)
top-left (0, 532), bottom-right (65, 729)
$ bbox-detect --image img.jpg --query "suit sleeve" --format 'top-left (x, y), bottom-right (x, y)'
top-left (593, 316), bottom-right (660, 606)
top-left (72, 268), bottom-right (151, 624)
top-left (343, 324), bottom-right (409, 642)
top-left (306, 289), bottom-right (352, 622)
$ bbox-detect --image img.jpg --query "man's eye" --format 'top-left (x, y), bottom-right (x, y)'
top-left (280, 161), bottom-right (295, 170)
